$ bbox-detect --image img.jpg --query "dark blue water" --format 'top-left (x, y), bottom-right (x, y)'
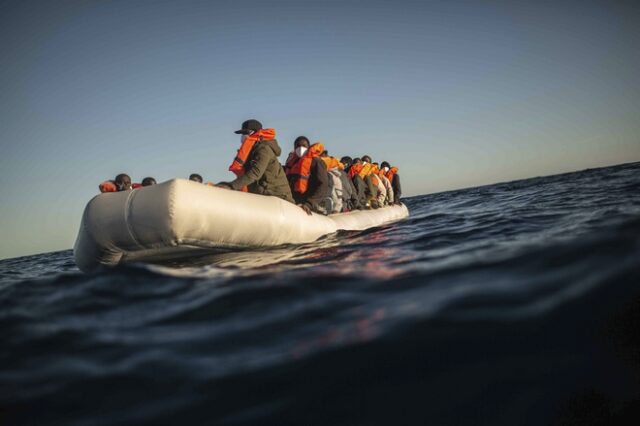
top-left (2, 162), bottom-right (640, 425)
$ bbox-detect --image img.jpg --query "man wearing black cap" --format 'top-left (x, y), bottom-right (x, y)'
top-left (235, 119), bottom-right (262, 135)
top-left (219, 119), bottom-right (294, 203)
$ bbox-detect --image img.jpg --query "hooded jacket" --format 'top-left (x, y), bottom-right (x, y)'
top-left (229, 139), bottom-right (294, 203)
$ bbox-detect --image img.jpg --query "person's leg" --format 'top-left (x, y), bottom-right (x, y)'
top-left (364, 176), bottom-right (379, 208)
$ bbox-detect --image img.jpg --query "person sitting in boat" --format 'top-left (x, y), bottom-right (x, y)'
top-left (99, 173), bottom-right (134, 193)
top-left (372, 162), bottom-right (394, 205)
top-left (369, 162), bottom-right (388, 206)
top-left (320, 150), bottom-right (345, 213)
top-left (285, 136), bottom-right (330, 215)
top-left (351, 156), bottom-right (380, 208)
top-left (378, 169), bottom-right (394, 205)
top-left (342, 157), bottom-right (368, 209)
top-left (141, 177), bottom-right (157, 186)
top-left (381, 161), bottom-right (402, 204)
top-left (189, 173), bottom-right (203, 183)
top-left (360, 156), bottom-right (379, 202)
top-left (218, 119), bottom-right (294, 204)
top-left (321, 152), bottom-right (361, 212)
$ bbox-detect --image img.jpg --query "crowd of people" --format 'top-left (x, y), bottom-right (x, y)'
top-left (99, 173), bottom-right (205, 191)
top-left (99, 119), bottom-right (401, 216)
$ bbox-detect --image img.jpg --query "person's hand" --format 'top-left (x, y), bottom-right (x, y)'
top-left (298, 204), bottom-right (312, 215)
top-left (216, 182), bottom-right (232, 190)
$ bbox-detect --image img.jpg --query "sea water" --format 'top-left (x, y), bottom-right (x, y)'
top-left (1, 162), bottom-right (639, 425)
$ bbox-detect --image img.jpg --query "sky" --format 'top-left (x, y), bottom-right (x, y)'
top-left (1, 0), bottom-right (639, 260)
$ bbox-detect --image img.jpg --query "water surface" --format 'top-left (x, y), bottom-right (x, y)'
top-left (2, 162), bottom-right (640, 425)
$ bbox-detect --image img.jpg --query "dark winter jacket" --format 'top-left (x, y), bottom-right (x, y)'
top-left (350, 174), bottom-right (368, 208)
top-left (391, 174), bottom-right (402, 203)
top-left (229, 139), bottom-right (294, 203)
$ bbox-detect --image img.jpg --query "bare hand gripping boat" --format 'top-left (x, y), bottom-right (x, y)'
top-left (74, 179), bottom-right (410, 272)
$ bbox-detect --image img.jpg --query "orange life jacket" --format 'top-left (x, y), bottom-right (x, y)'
top-left (321, 156), bottom-right (344, 171)
top-left (358, 162), bottom-right (374, 179)
top-left (385, 166), bottom-right (398, 183)
top-left (377, 166), bottom-right (391, 184)
top-left (99, 181), bottom-right (117, 193)
top-left (132, 183), bottom-right (143, 189)
top-left (228, 128), bottom-right (276, 192)
top-left (283, 151), bottom-right (298, 175)
top-left (287, 143), bottom-right (324, 194)
top-left (349, 163), bottom-right (363, 179)
top-left (369, 165), bottom-right (380, 186)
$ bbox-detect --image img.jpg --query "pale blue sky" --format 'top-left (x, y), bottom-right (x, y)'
top-left (1, 0), bottom-right (639, 259)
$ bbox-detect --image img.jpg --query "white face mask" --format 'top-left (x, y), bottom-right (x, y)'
top-left (295, 146), bottom-right (307, 157)
top-left (383, 166), bottom-right (390, 173)
top-left (362, 161), bottom-right (368, 166)
top-left (240, 134), bottom-right (248, 145)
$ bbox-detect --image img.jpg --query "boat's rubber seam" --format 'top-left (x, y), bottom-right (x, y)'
top-left (123, 189), bottom-right (145, 249)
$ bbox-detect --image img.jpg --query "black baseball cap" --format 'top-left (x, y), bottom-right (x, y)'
top-left (234, 119), bottom-right (263, 134)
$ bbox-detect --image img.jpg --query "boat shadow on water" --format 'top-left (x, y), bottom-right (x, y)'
top-left (148, 225), bottom-right (401, 273)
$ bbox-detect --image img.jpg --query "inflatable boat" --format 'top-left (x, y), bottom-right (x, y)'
top-left (73, 179), bottom-right (410, 272)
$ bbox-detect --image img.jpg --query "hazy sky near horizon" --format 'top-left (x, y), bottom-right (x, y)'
top-left (1, 0), bottom-right (639, 259)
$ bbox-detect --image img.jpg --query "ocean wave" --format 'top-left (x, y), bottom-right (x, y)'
top-left (1, 162), bottom-right (640, 425)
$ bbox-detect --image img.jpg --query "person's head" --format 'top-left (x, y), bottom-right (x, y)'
top-left (361, 155), bottom-right (372, 164)
top-left (353, 157), bottom-right (362, 165)
top-left (341, 156), bottom-right (353, 168)
top-left (234, 119), bottom-right (262, 135)
top-left (234, 119), bottom-right (262, 144)
top-left (294, 136), bottom-right (310, 157)
top-left (115, 174), bottom-right (132, 191)
top-left (141, 177), bottom-right (156, 186)
top-left (321, 150), bottom-right (328, 157)
top-left (294, 136), bottom-right (310, 149)
top-left (380, 161), bottom-right (391, 172)
top-left (189, 173), bottom-right (203, 183)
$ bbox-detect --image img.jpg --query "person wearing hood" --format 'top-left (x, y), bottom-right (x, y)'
top-left (218, 119), bottom-right (294, 203)
top-left (381, 161), bottom-right (402, 204)
top-left (285, 136), bottom-right (330, 215)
